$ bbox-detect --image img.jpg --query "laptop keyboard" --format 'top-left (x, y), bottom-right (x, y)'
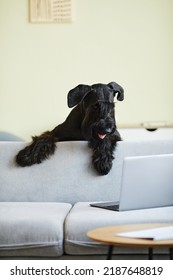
top-left (90, 202), bottom-right (120, 211)
top-left (103, 204), bottom-right (119, 211)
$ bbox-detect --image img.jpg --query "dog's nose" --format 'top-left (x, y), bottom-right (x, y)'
top-left (105, 128), bottom-right (112, 134)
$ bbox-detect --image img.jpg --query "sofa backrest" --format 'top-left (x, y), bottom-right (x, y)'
top-left (0, 140), bottom-right (173, 204)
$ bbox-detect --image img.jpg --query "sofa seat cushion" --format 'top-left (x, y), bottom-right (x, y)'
top-left (0, 202), bottom-right (72, 257)
top-left (64, 202), bottom-right (173, 255)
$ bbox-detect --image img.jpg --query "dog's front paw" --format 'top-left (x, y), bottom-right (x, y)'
top-left (16, 145), bottom-right (37, 166)
top-left (92, 157), bottom-right (113, 175)
top-left (15, 132), bottom-right (56, 167)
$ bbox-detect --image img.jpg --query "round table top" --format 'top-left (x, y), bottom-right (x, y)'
top-left (87, 223), bottom-right (173, 248)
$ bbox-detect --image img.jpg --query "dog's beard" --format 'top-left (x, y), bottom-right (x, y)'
top-left (82, 122), bottom-right (115, 142)
top-left (94, 120), bottom-right (116, 141)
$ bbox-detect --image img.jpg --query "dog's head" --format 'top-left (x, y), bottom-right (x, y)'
top-left (67, 82), bottom-right (124, 141)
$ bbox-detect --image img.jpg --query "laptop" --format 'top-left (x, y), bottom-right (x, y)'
top-left (90, 154), bottom-right (173, 211)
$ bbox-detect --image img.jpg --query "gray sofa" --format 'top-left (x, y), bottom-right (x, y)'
top-left (0, 139), bottom-right (173, 259)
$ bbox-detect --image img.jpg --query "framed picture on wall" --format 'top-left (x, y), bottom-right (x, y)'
top-left (29, 0), bottom-right (73, 23)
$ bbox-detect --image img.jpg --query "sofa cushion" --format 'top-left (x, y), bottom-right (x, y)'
top-left (0, 202), bottom-right (71, 257)
top-left (64, 202), bottom-right (173, 255)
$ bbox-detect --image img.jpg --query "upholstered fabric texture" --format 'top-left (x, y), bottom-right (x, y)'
top-left (64, 202), bottom-right (173, 255)
top-left (0, 202), bottom-right (71, 257)
top-left (0, 140), bottom-right (173, 204)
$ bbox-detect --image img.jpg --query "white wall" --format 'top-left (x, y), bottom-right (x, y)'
top-left (0, 0), bottom-right (173, 140)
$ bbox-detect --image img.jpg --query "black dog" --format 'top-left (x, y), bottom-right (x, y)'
top-left (16, 82), bottom-right (124, 175)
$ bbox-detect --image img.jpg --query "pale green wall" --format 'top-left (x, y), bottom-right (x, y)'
top-left (0, 0), bottom-right (173, 140)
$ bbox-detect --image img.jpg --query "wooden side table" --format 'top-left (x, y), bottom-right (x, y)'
top-left (87, 223), bottom-right (173, 260)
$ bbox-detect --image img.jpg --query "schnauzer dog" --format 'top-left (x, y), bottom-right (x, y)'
top-left (16, 81), bottom-right (124, 175)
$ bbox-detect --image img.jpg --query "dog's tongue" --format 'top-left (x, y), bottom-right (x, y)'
top-left (98, 134), bottom-right (106, 139)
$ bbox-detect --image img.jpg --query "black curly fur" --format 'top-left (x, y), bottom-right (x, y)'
top-left (16, 82), bottom-right (124, 175)
top-left (16, 132), bottom-right (57, 166)
top-left (89, 134), bottom-right (121, 175)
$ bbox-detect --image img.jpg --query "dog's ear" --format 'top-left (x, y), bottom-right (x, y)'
top-left (68, 84), bottom-right (92, 108)
top-left (108, 82), bottom-right (124, 101)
